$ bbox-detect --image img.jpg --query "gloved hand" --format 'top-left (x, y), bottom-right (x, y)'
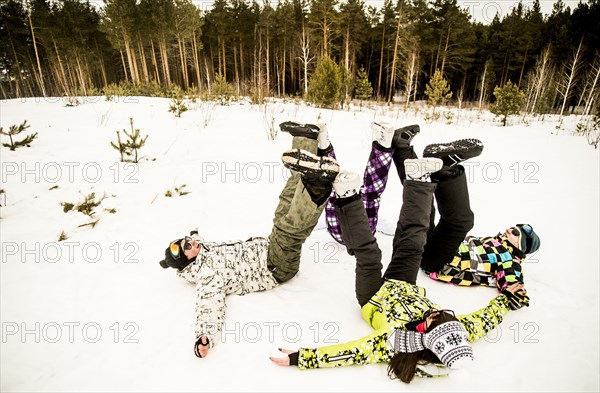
top-left (501, 288), bottom-right (530, 310)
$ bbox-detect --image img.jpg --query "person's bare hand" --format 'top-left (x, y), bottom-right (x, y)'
top-left (505, 282), bottom-right (526, 295)
top-left (269, 348), bottom-right (295, 366)
top-left (195, 336), bottom-right (210, 358)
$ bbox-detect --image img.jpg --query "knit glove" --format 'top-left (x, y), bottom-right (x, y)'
top-left (501, 289), bottom-right (530, 310)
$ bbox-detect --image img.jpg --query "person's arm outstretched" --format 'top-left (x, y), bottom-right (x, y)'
top-left (270, 327), bottom-right (392, 369)
top-left (458, 282), bottom-right (525, 342)
top-left (193, 267), bottom-right (226, 358)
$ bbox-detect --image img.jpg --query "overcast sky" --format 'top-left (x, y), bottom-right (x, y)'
top-left (87, 0), bottom-right (582, 25)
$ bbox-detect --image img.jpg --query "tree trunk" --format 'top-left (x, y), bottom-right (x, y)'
top-left (159, 38), bottom-right (171, 86)
top-left (266, 28), bottom-right (270, 97)
top-left (528, 46), bottom-right (551, 114)
top-left (150, 40), bottom-right (161, 84)
top-left (478, 60), bottom-right (488, 111)
top-left (29, 14), bottom-right (46, 96)
top-left (281, 41), bottom-right (286, 96)
top-left (120, 49), bottom-right (129, 81)
top-left (387, 10), bottom-right (402, 103)
top-left (240, 40), bottom-right (245, 83)
top-left (95, 39), bottom-right (108, 87)
top-left (192, 32), bottom-right (202, 88)
top-left (559, 38), bottom-right (583, 117)
top-left (52, 36), bottom-right (69, 95)
top-left (221, 35), bottom-right (227, 79)
top-left (234, 45), bottom-right (240, 95)
top-left (404, 51), bottom-right (417, 110)
top-left (138, 34), bottom-right (150, 83)
top-left (582, 56), bottom-right (600, 117)
top-left (177, 36), bottom-right (189, 88)
top-left (518, 47), bottom-right (528, 88)
top-left (440, 25), bottom-right (450, 75)
top-left (377, 22), bottom-right (386, 100)
top-left (203, 54), bottom-right (211, 93)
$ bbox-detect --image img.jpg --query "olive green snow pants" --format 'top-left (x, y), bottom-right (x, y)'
top-left (267, 137), bottom-right (328, 283)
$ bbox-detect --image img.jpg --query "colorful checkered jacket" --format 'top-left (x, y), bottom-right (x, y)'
top-left (426, 235), bottom-right (525, 291)
top-left (296, 280), bottom-right (511, 375)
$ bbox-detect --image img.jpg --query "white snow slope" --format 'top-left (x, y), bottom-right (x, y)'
top-left (1, 97), bottom-right (598, 392)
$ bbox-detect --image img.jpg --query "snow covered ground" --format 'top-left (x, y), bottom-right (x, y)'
top-left (1, 96), bottom-right (598, 392)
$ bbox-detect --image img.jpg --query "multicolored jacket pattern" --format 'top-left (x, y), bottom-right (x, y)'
top-left (427, 235), bottom-right (526, 291)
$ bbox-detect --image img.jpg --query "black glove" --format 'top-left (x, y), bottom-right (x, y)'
top-left (288, 351), bottom-right (299, 366)
top-left (194, 336), bottom-right (210, 358)
top-left (501, 289), bottom-right (530, 310)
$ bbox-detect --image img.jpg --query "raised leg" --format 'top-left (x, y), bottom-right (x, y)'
top-left (383, 180), bottom-right (437, 284)
top-left (421, 166), bottom-right (474, 273)
top-left (335, 195), bottom-right (384, 307)
top-left (326, 143), bottom-right (394, 245)
top-left (267, 145), bottom-right (337, 283)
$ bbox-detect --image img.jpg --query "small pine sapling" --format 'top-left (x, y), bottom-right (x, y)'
top-left (169, 97), bottom-right (189, 117)
top-left (110, 118), bottom-right (148, 163)
top-left (1, 121), bottom-right (38, 150)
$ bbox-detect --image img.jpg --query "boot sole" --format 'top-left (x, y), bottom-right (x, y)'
top-left (282, 149), bottom-right (340, 182)
top-left (423, 139), bottom-right (483, 164)
top-left (279, 121), bottom-right (320, 139)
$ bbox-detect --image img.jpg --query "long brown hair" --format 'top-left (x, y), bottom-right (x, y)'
top-left (387, 311), bottom-right (458, 383)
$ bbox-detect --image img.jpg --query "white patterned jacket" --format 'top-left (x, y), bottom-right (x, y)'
top-left (176, 234), bottom-right (279, 348)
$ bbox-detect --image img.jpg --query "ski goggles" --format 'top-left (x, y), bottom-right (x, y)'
top-left (511, 224), bottom-right (533, 237)
top-left (169, 236), bottom-right (193, 259)
top-left (517, 224), bottom-right (534, 236)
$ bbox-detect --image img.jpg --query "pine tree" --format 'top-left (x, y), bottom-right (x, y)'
top-left (354, 66), bottom-right (373, 105)
top-left (0, 121), bottom-right (38, 150)
top-left (307, 56), bottom-right (343, 108)
top-left (425, 69), bottom-right (452, 113)
top-left (211, 73), bottom-right (233, 105)
top-left (110, 118), bottom-right (148, 162)
top-left (491, 81), bottom-right (525, 126)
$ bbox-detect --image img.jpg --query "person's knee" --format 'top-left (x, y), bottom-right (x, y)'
top-left (271, 267), bottom-right (298, 284)
top-left (460, 209), bottom-right (475, 233)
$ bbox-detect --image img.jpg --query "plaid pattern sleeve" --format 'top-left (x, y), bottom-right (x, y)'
top-left (457, 294), bottom-right (511, 342)
top-left (325, 145), bottom-right (393, 245)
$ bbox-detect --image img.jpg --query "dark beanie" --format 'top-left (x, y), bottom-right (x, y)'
top-left (517, 224), bottom-right (541, 255)
top-left (159, 239), bottom-right (190, 271)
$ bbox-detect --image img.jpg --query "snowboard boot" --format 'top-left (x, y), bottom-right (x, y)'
top-left (333, 170), bottom-right (362, 198)
top-left (392, 124), bottom-right (420, 149)
top-left (423, 138), bottom-right (484, 167)
top-left (282, 149), bottom-right (340, 184)
top-left (279, 121), bottom-right (321, 140)
top-left (404, 158), bottom-right (443, 182)
top-left (371, 121), bottom-right (395, 149)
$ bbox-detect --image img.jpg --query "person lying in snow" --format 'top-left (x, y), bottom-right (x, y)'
top-left (158, 121), bottom-right (339, 358)
top-left (322, 122), bottom-right (541, 293)
top-left (270, 150), bottom-right (530, 382)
